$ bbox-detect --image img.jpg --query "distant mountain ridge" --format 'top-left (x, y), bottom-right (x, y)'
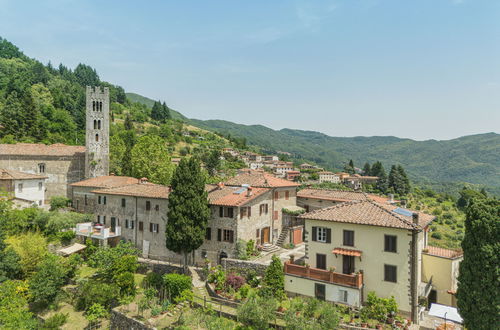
top-left (123, 99), bottom-right (499, 195)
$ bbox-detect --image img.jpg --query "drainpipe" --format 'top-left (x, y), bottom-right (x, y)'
top-left (135, 196), bottom-right (138, 247)
top-left (410, 213), bottom-right (420, 324)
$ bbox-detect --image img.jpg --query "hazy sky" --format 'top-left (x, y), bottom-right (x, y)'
top-left (1, 0), bottom-right (499, 140)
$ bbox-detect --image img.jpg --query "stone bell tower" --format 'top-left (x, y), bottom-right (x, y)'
top-left (85, 86), bottom-right (110, 178)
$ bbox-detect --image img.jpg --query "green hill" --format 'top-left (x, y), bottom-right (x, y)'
top-left (125, 92), bottom-right (186, 121)
top-left (190, 119), bottom-right (500, 195)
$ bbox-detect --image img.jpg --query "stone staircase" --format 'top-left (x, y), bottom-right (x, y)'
top-left (276, 228), bottom-right (289, 247)
top-left (261, 243), bottom-right (280, 253)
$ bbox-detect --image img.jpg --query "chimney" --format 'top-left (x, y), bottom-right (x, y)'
top-left (140, 177), bottom-right (148, 184)
top-left (247, 186), bottom-right (253, 197)
top-left (110, 172), bottom-right (115, 176)
top-left (217, 182), bottom-right (224, 190)
top-left (389, 193), bottom-right (394, 203)
top-left (412, 212), bottom-right (419, 226)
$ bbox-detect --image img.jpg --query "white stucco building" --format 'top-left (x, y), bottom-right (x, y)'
top-left (0, 168), bottom-right (47, 207)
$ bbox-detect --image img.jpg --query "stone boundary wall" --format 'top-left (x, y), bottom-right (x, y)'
top-left (138, 259), bottom-right (187, 276)
top-left (221, 258), bottom-right (268, 277)
top-left (110, 309), bottom-right (155, 330)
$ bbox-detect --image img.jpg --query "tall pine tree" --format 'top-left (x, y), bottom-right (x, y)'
top-left (371, 161), bottom-right (388, 193)
top-left (363, 162), bottom-right (371, 176)
top-left (165, 158), bottom-right (210, 273)
top-left (457, 198), bottom-right (500, 329)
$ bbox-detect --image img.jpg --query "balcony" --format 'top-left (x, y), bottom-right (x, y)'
top-left (284, 261), bottom-right (363, 289)
top-left (75, 222), bottom-right (121, 240)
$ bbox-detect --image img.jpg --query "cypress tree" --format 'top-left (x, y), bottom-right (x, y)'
top-left (457, 198), bottom-right (500, 329)
top-left (396, 165), bottom-right (410, 195)
top-left (124, 113), bottom-right (134, 130)
top-left (371, 161), bottom-right (388, 193)
top-left (363, 162), bottom-right (371, 176)
top-left (165, 158), bottom-right (210, 273)
top-left (162, 102), bottom-right (171, 121)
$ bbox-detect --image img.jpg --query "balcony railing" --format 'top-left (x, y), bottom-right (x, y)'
top-left (284, 261), bottom-right (363, 289)
top-left (75, 222), bottom-right (121, 239)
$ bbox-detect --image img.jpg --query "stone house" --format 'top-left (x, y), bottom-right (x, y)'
top-left (70, 175), bottom-right (140, 214)
top-left (0, 143), bottom-right (85, 200)
top-left (284, 201), bottom-right (437, 324)
top-left (224, 170), bottom-right (300, 244)
top-left (0, 168), bottom-right (47, 207)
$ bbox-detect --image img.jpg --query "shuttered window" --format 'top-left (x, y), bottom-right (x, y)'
top-left (312, 227), bottom-right (331, 243)
top-left (384, 235), bottom-right (397, 253)
top-left (219, 207), bottom-right (224, 217)
top-left (217, 229), bottom-right (222, 241)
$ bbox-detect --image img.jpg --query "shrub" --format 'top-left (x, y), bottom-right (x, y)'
top-left (261, 255), bottom-right (285, 300)
top-left (163, 273), bottom-right (192, 301)
top-left (75, 280), bottom-right (120, 310)
top-left (284, 297), bottom-right (340, 330)
top-left (57, 231), bottom-right (75, 246)
top-left (237, 293), bottom-right (276, 329)
top-left (49, 196), bottom-right (70, 211)
top-left (239, 284), bottom-right (251, 298)
top-left (85, 303), bottom-right (108, 323)
top-left (174, 288), bottom-right (194, 304)
top-left (432, 208), bottom-right (442, 216)
top-left (207, 266), bottom-right (225, 291)
top-left (245, 270), bottom-right (260, 288)
top-left (246, 240), bottom-right (255, 256)
top-left (235, 239), bottom-right (248, 260)
top-left (143, 272), bottom-right (164, 290)
top-left (114, 271), bottom-right (135, 296)
top-left (225, 273), bottom-right (246, 291)
top-left (362, 291), bottom-right (398, 322)
top-left (40, 313), bottom-right (68, 330)
top-left (431, 232), bottom-right (442, 239)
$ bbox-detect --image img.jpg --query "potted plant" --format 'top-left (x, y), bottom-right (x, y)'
top-left (329, 266), bottom-right (336, 272)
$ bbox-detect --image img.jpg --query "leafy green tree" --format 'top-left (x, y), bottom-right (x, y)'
top-left (284, 297), bottom-right (340, 330)
top-left (49, 196), bottom-right (70, 211)
top-left (29, 254), bottom-right (67, 306)
top-left (343, 159), bottom-right (355, 174)
top-left (204, 149), bottom-right (221, 176)
top-left (6, 232), bottom-right (47, 278)
top-left (75, 280), bottom-right (120, 311)
top-left (261, 255), bottom-right (285, 300)
top-left (163, 273), bottom-right (192, 300)
top-left (0, 280), bottom-right (37, 329)
top-left (165, 158), bottom-right (210, 272)
top-left (74, 63), bottom-right (100, 87)
top-left (457, 198), bottom-right (500, 329)
top-left (363, 162), bottom-right (371, 176)
top-left (131, 135), bottom-right (173, 184)
top-left (456, 187), bottom-right (486, 210)
top-left (110, 135), bottom-right (126, 175)
top-left (388, 165), bottom-right (403, 195)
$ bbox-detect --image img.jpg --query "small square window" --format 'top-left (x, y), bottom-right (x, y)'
top-left (317, 227), bottom-right (327, 243)
top-left (121, 198), bottom-right (126, 207)
top-left (146, 201), bottom-right (151, 211)
top-left (17, 183), bottom-right (23, 193)
top-left (384, 235), bottom-right (397, 253)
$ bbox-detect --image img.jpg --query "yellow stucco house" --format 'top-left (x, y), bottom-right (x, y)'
top-left (284, 200), bottom-right (438, 324)
top-left (422, 245), bottom-right (463, 307)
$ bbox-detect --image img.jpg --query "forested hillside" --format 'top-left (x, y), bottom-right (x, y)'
top-left (190, 119), bottom-right (500, 195)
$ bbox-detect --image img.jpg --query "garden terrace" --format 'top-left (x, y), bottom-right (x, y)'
top-left (284, 261), bottom-right (363, 289)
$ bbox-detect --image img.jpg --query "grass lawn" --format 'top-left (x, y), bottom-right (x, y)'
top-left (40, 302), bottom-right (112, 330)
top-left (76, 265), bottom-right (97, 280)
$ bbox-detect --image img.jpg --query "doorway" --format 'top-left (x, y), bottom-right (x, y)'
top-left (110, 217), bottom-right (116, 233)
top-left (342, 255), bottom-right (355, 274)
top-left (428, 290), bottom-right (437, 308)
top-left (261, 227), bottom-right (270, 244)
top-left (219, 251), bottom-right (228, 264)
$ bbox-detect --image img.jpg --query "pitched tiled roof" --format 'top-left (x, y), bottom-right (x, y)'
top-left (0, 169), bottom-right (47, 180)
top-left (423, 246), bottom-right (463, 259)
top-left (297, 189), bottom-right (368, 202)
top-left (207, 184), bottom-right (270, 206)
top-left (0, 143), bottom-right (86, 156)
top-left (299, 200), bottom-right (422, 230)
top-left (377, 203), bottom-right (435, 228)
top-left (71, 176), bottom-right (139, 188)
top-left (92, 183), bottom-right (170, 199)
top-left (224, 171), bottom-right (300, 188)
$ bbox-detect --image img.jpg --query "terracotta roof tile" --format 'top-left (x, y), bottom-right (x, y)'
top-left (332, 248), bottom-right (362, 257)
top-left (300, 200), bottom-right (421, 230)
top-left (207, 184), bottom-right (270, 206)
top-left (71, 176), bottom-right (139, 188)
top-left (224, 171), bottom-right (300, 188)
top-left (423, 246), bottom-right (463, 259)
top-left (0, 169), bottom-right (47, 180)
top-left (298, 189), bottom-right (368, 202)
top-left (0, 143), bottom-right (86, 156)
top-left (92, 182), bottom-right (170, 199)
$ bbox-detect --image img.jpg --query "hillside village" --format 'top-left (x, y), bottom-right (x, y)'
top-left (0, 87), bottom-right (476, 329)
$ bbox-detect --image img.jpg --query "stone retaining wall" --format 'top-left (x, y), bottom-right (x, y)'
top-left (138, 260), bottom-right (186, 276)
top-left (110, 309), bottom-right (155, 330)
top-left (221, 258), bottom-right (268, 277)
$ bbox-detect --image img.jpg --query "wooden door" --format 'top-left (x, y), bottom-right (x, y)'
top-left (261, 227), bottom-right (270, 244)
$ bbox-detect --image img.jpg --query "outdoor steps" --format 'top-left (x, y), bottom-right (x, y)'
top-left (276, 229), bottom-right (289, 247)
top-left (262, 243), bottom-right (280, 253)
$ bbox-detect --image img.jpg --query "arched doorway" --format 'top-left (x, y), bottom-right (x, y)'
top-left (219, 251), bottom-right (228, 264)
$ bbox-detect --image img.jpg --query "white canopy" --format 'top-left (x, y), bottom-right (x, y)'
top-left (429, 303), bottom-right (463, 324)
top-left (58, 243), bottom-right (86, 256)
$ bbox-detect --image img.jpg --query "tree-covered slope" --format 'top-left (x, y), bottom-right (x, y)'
top-left (125, 92), bottom-right (186, 121)
top-left (190, 119), bottom-right (500, 194)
